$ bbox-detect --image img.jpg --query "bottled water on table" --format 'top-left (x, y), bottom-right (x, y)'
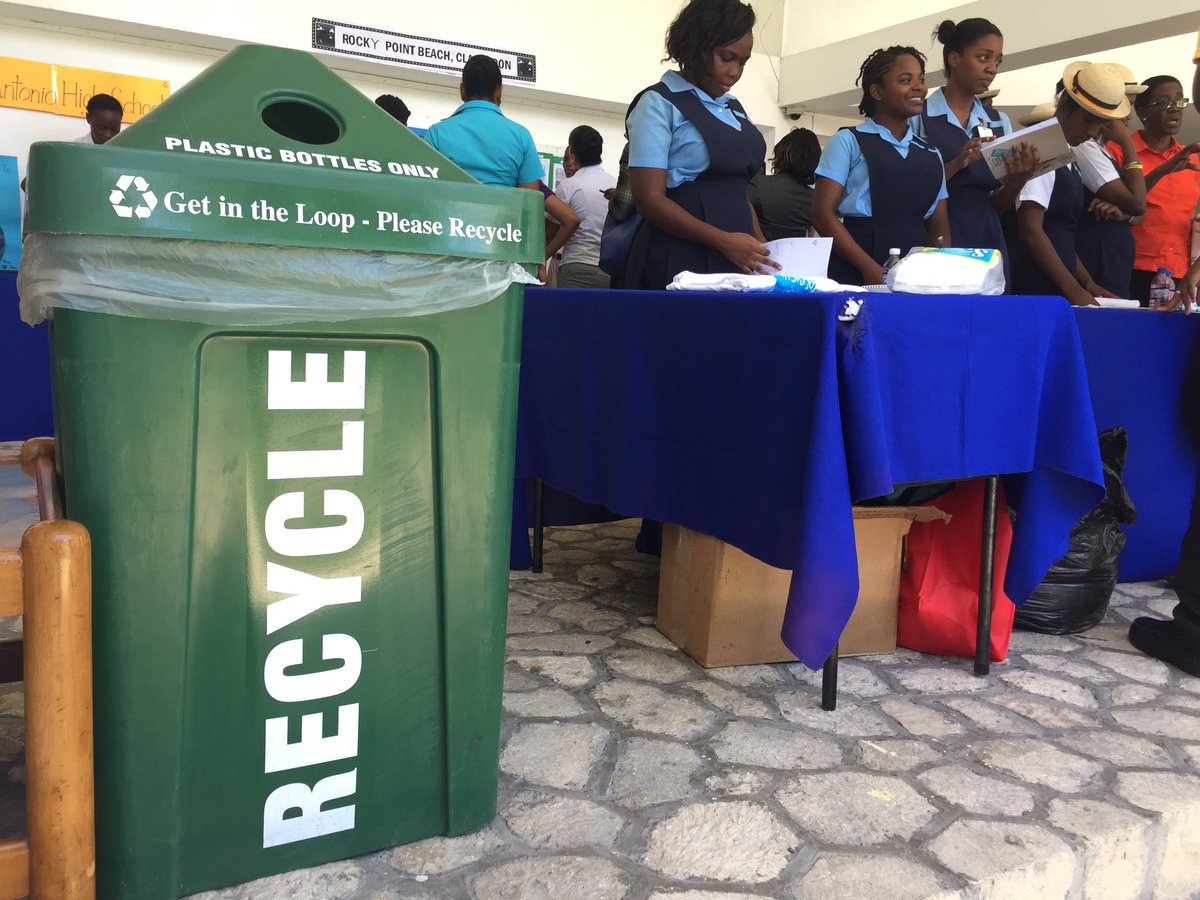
top-left (1149, 268), bottom-right (1175, 310)
top-left (880, 248), bottom-right (902, 288)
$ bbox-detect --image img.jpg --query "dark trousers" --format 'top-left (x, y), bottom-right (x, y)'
top-left (1176, 332), bottom-right (1200, 642)
top-left (1174, 475), bottom-right (1200, 645)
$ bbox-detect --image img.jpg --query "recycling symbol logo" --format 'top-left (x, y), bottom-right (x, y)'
top-left (109, 174), bottom-right (158, 219)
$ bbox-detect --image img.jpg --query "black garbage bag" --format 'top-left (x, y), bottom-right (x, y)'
top-left (1016, 427), bottom-right (1137, 634)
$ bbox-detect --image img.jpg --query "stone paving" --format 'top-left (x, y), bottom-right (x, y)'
top-left (188, 520), bottom-right (1199, 900)
top-left (0, 469), bottom-right (1198, 896)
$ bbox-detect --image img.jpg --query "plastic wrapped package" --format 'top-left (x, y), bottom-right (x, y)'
top-left (888, 247), bottom-right (1006, 295)
top-left (18, 232), bottom-right (538, 327)
top-left (664, 271), bottom-right (843, 293)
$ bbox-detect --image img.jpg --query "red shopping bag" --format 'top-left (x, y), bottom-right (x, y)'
top-left (897, 480), bottom-right (1016, 662)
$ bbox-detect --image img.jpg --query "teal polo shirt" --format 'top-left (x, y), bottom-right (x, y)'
top-left (425, 100), bottom-right (543, 187)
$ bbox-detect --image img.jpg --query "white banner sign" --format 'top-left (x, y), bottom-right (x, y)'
top-left (312, 19), bottom-right (536, 84)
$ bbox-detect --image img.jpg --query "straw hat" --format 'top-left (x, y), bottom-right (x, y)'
top-left (1061, 61), bottom-right (1132, 119)
top-left (1018, 101), bottom-right (1058, 127)
top-left (1058, 61), bottom-right (1144, 98)
top-left (977, 88), bottom-right (1000, 100)
top-left (1110, 64), bottom-right (1147, 96)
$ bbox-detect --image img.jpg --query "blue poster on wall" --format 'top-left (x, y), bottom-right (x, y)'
top-left (0, 156), bottom-right (19, 271)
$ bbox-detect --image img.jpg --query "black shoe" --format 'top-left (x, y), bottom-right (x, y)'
top-left (1128, 617), bottom-right (1200, 678)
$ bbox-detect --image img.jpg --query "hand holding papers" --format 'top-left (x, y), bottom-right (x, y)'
top-left (764, 237), bottom-right (833, 279)
top-left (984, 119), bottom-right (1074, 182)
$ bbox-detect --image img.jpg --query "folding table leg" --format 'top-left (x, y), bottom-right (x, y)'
top-left (532, 478), bottom-right (545, 574)
top-left (821, 647), bottom-right (839, 711)
top-left (975, 476), bottom-right (1000, 676)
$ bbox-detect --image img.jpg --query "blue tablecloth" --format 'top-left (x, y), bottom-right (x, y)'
top-left (1074, 308), bottom-right (1200, 580)
top-left (0, 271), bottom-right (53, 441)
top-left (516, 289), bottom-right (1106, 667)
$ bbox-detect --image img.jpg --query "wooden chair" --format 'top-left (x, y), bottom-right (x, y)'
top-left (0, 439), bottom-right (95, 900)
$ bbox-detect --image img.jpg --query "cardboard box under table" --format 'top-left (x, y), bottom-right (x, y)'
top-left (657, 507), bottom-right (950, 667)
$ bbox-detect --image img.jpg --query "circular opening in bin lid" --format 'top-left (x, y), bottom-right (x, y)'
top-left (259, 94), bottom-right (342, 145)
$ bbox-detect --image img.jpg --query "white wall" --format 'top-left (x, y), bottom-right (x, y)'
top-left (5, 0), bottom-right (1197, 205)
top-left (780, 0), bottom-right (952, 55)
top-left (0, 0), bottom-right (800, 212)
top-left (990, 33), bottom-right (1199, 132)
top-left (777, 0), bottom-right (1200, 126)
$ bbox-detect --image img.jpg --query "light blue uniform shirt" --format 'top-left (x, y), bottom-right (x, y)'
top-left (425, 100), bottom-right (542, 187)
top-left (910, 88), bottom-right (1014, 142)
top-left (626, 70), bottom-right (750, 189)
top-left (814, 120), bottom-right (948, 218)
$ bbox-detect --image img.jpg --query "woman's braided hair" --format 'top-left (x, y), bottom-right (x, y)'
top-left (857, 46), bottom-right (925, 117)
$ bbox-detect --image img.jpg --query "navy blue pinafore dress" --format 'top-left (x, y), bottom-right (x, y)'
top-left (920, 101), bottom-right (1010, 281)
top-left (624, 82), bottom-right (766, 291)
top-left (827, 127), bottom-right (944, 285)
top-left (1075, 150), bottom-right (1135, 298)
top-left (1011, 165), bottom-right (1085, 296)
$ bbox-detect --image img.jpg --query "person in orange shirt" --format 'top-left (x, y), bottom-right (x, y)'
top-left (1127, 41), bottom-right (1200, 677)
top-left (1108, 75), bottom-right (1200, 305)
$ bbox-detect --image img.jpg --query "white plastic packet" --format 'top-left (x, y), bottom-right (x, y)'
top-left (888, 247), bottom-right (1006, 295)
top-left (666, 271), bottom-right (778, 292)
top-left (666, 271), bottom-right (844, 294)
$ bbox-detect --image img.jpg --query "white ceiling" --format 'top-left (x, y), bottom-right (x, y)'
top-left (775, 0), bottom-right (1200, 142)
top-left (990, 33), bottom-right (1199, 142)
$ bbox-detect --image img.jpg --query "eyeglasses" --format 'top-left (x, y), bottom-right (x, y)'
top-left (1142, 97), bottom-right (1190, 111)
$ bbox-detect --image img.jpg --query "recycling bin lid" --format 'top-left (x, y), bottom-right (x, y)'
top-left (24, 44), bottom-right (543, 265)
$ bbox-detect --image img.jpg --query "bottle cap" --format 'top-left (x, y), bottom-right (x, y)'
top-left (889, 248), bottom-right (901, 256)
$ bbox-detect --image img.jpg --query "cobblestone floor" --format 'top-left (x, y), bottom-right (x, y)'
top-left (0, 470), bottom-right (1198, 897)
top-left (198, 520), bottom-right (1198, 899)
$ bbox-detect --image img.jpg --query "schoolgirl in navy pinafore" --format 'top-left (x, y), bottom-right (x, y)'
top-left (826, 127), bottom-right (944, 285)
top-left (920, 103), bottom-right (1009, 265)
top-left (1011, 164), bottom-right (1085, 295)
top-left (1074, 149), bottom-right (1135, 298)
top-left (623, 82), bottom-right (766, 291)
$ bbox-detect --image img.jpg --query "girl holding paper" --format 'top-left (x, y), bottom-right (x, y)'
top-left (813, 46), bottom-right (951, 285)
top-left (623, 0), bottom-right (780, 289)
top-left (912, 19), bottom-right (1039, 275)
top-left (1013, 62), bottom-right (1130, 304)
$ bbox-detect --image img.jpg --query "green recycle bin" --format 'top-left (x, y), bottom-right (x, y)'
top-left (18, 44), bottom-right (542, 897)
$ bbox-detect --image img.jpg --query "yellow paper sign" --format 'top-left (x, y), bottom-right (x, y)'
top-left (0, 56), bottom-right (170, 122)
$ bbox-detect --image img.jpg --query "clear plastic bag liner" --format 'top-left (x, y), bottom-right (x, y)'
top-left (18, 233), bottom-right (539, 326)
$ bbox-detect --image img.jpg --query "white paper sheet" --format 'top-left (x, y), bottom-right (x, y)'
top-left (764, 237), bottom-right (832, 279)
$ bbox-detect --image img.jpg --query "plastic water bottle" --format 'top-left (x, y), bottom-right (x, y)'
top-left (881, 248), bottom-right (902, 287)
top-left (1148, 268), bottom-right (1175, 310)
